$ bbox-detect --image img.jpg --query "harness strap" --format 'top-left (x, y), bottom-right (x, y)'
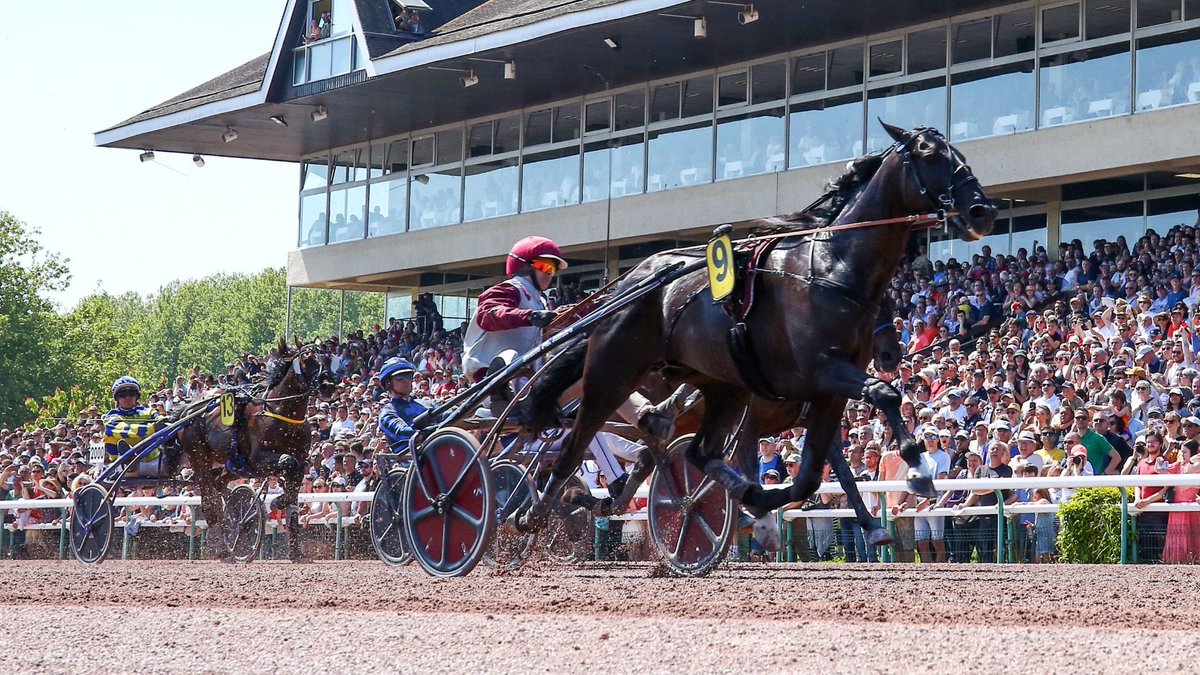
top-left (259, 411), bottom-right (307, 425)
top-left (727, 322), bottom-right (789, 402)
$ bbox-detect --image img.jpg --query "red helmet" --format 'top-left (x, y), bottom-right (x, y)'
top-left (506, 236), bottom-right (568, 276)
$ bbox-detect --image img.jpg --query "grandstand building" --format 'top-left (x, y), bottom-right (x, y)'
top-left (98, 0), bottom-right (1200, 323)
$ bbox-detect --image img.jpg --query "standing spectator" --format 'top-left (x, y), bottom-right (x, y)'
top-left (757, 438), bottom-right (784, 482)
top-left (1134, 431), bottom-right (1171, 563)
top-left (779, 451), bottom-right (811, 563)
top-left (1162, 440), bottom-right (1200, 563)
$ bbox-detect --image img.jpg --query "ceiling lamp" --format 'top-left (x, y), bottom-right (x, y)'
top-left (311, 106), bottom-right (328, 123)
top-left (139, 150), bottom-right (155, 163)
top-left (460, 69), bottom-right (479, 88)
top-left (222, 127), bottom-right (239, 143)
top-left (270, 115), bottom-right (288, 126)
top-left (192, 154), bottom-right (205, 168)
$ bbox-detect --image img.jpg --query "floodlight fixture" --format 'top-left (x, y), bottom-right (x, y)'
top-left (192, 154), bottom-right (205, 168)
top-left (222, 127), bottom-right (239, 143)
top-left (310, 106), bottom-right (328, 123)
top-left (694, 16), bottom-right (707, 37)
top-left (603, 37), bottom-right (620, 50)
top-left (504, 61), bottom-right (517, 80)
top-left (139, 150), bottom-right (155, 163)
top-left (460, 69), bottom-right (479, 87)
top-left (270, 115), bottom-right (288, 126)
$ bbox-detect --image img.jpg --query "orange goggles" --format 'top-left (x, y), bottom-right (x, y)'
top-left (530, 258), bottom-right (559, 276)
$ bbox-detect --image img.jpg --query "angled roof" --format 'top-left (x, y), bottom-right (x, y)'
top-left (101, 54), bottom-right (271, 132)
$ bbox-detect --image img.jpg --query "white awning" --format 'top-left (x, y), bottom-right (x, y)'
top-left (391, 0), bottom-right (432, 10)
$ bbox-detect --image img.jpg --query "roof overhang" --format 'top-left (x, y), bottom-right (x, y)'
top-left (96, 0), bottom-right (1003, 161)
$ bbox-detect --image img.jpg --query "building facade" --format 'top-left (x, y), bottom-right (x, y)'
top-left (98, 0), bottom-right (1200, 324)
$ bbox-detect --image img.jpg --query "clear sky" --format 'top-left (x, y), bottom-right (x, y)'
top-left (0, 2), bottom-right (297, 310)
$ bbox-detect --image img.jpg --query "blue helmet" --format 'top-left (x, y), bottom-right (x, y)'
top-left (379, 358), bottom-right (417, 383)
top-left (111, 376), bottom-right (142, 399)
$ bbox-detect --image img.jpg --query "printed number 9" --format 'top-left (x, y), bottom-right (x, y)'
top-left (713, 241), bottom-right (730, 282)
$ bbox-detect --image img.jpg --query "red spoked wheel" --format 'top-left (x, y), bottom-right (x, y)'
top-left (401, 428), bottom-right (495, 578)
top-left (647, 434), bottom-right (734, 577)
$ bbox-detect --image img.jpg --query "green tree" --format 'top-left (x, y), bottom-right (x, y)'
top-left (0, 210), bottom-right (71, 425)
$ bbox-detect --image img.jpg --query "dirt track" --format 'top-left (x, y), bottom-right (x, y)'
top-left (0, 560), bottom-right (1192, 673)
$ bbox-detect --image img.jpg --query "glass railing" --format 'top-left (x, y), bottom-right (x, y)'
top-left (293, 34), bottom-right (356, 86)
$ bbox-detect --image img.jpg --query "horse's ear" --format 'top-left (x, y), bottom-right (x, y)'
top-left (277, 337), bottom-right (287, 354)
top-left (878, 119), bottom-right (910, 145)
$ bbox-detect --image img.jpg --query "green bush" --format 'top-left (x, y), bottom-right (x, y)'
top-left (1057, 487), bottom-right (1127, 564)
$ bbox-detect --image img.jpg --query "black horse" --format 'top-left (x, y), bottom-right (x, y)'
top-left (518, 123), bottom-right (996, 548)
top-left (175, 341), bottom-right (337, 561)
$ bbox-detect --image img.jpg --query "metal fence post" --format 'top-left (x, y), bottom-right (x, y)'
top-left (1119, 488), bottom-right (1129, 565)
top-left (121, 524), bottom-right (130, 561)
top-left (1130, 511), bottom-right (1140, 564)
top-left (188, 519), bottom-right (196, 561)
top-left (881, 506), bottom-right (893, 563)
top-left (994, 491), bottom-right (1006, 564)
top-left (334, 516), bottom-right (343, 560)
top-left (58, 508), bottom-right (67, 560)
top-left (775, 510), bottom-right (784, 563)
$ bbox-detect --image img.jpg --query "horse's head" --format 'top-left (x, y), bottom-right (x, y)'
top-left (881, 121), bottom-right (997, 242)
top-left (275, 344), bottom-right (340, 402)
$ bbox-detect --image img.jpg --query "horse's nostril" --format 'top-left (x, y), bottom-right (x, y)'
top-left (968, 204), bottom-right (988, 220)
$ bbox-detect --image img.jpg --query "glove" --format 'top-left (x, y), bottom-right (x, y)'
top-left (528, 310), bottom-right (555, 328)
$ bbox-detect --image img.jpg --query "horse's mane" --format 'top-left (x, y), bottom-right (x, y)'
top-left (265, 339), bottom-right (294, 389)
top-left (751, 154), bottom-right (885, 235)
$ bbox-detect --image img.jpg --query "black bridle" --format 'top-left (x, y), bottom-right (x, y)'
top-left (261, 347), bottom-right (335, 403)
top-left (893, 127), bottom-right (984, 216)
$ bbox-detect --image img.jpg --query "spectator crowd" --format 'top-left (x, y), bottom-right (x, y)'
top-left (5, 221), bottom-right (1200, 564)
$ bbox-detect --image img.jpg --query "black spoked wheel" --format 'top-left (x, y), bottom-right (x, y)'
top-left (370, 467), bottom-right (413, 567)
top-left (483, 459), bottom-right (537, 571)
top-left (70, 483), bottom-right (115, 566)
top-left (222, 484), bottom-right (264, 563)
top-left (541, 474), bottom-right (594, 564)
top-left (647, 434), bottom-right (735, 577)
top-left (401, 428), bottom-right (495, 578)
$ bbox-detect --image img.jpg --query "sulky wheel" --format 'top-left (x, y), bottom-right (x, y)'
top-left (370, 467), bottom-right (413, 567)
top-left (540, 474), bottom-right (594, 564)
top-left (401, 428), bottom-right (495, 578)
top-left (222, 484), bottom-right (264, 563)
top-left (483, 459), bottom-right (537, 571)
top-left (647, 434), bottom-right (735, 577)
top-left (70, 483), bottom-right (115, 566)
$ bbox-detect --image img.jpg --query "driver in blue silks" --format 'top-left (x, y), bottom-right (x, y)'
top-left (377, 358), bottom-right (427, 454)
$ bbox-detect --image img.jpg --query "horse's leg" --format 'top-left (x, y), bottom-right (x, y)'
top-left (195, 450), bottom-right (233, 563)
top-left (259, 449), bottom-right (308, 562)
top-left (826, 442), bottom-right (892, 547)
top-left (809, 352), bottom-right (934, 496)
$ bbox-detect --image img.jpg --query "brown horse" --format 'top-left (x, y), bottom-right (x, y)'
top-left (519, 123), bottom-right (996, 549)
top-left (175, 342), bottom-right (337, 561)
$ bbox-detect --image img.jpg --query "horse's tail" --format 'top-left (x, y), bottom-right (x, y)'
top-left (526, 340), bottom-right (589, 430)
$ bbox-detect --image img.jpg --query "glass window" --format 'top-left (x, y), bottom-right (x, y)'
top-left (525, 109), bottom-right (553, 145)
top-left (1062, 175), bottom-right (1144, 200)
top-left (718, 71), bottom-right (748, 107)
top-left (293, 49), bottom-right (307, 85)
top-left (788, 93), bottom-right (864, 167)
top-left (1137, 0), bottom-right (1183, 27)
top-left (328, 185), bottom-right (366, 243)
top-left (952, 18), bottom-right (992, 65)
top-left (554, 103), bottom-right (581, 142)
top-left (716, 108), bottom-right (785, 179)
top-left (907, 26), bottom-right (947, 75)
top-left (386, 139), bottom-right (409, 174)
top-left (1135, 27), bottom-right (1200, 109)
top-left (647, 122), bottom-right (712, 192)
top-left (681, 75), bottom-right (713, 117)
top-left (368, 176), bottom-right (407, 236)
top-left (467, 122), bottom-right (493, 158)
top-left (1062, 201), bottom-right (1143, 244)
top-left (1010, 213), bottom-right (1049, 257)
top-left (585, 101), bottom-right (611, 134)
top-left (303, 159), bottom-right (329, 191)
top-left (332, 36), bottom-right (353, 75)
top-left (752, 60), bottom-right (787, 104)
top-left (310, 41), bottom-right (332, 80)
top-left (650, 83), bottom-right (681, 122)
top-left (1086, 0), bottom-right (1130, 38)
top-left (436, 129), bottom-right (462, 166)
top-left (1043, 4), bottom-right (1082, 43)
top-left (869, 40), bottom-right (902, 78)
top-left (330, 0), bottom-right (352, 37)
top-left (995, 8), bottom-right (1036, 57)
top-left (463, 159), bottom-right (518, 222)
top-left (299, 192), bottom-right (327, 248)
top-left (1147, 193), bottom-right (1200, 233)
top-left (582, 136), bottom-right (645, 202)
top-left (1190, 0), bottom-right (1200, 19)
top-left (409, 168), bottom-right (461, 230)
top-left (828, 44), bottom-right (864, 89)
top-left (331, 150), bottom-right (354, 184)
top-left (1039, 43), bottom-right (1131, 128)
top-left (351, 148), bottom-right (368, 182)
top-left (614, 90), bottom-right (646, 131)
top-left (791, 53), bottom-right (826, 96)
top-left (411, 136), bottom-right (434, 166)
top-left (950, 61), bottom-right (1035, 140)
top-left (522, 148), bottom-right (580, 211)
top-left (368, 143), bottom-right (385, 179)
top-left (866, 80), bottom-right (946, 152)
top-left (495, 115), bottom-right (520, 153)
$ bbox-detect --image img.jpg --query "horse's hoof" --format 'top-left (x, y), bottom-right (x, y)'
top-left (752, 513), bottom-right (781, 553)
top-left (562, 485), bottom-right (599, 511)
top-left (866, 526), bottom-right (893, 547)
top-left (906, 471), bottom-right (936, 498)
